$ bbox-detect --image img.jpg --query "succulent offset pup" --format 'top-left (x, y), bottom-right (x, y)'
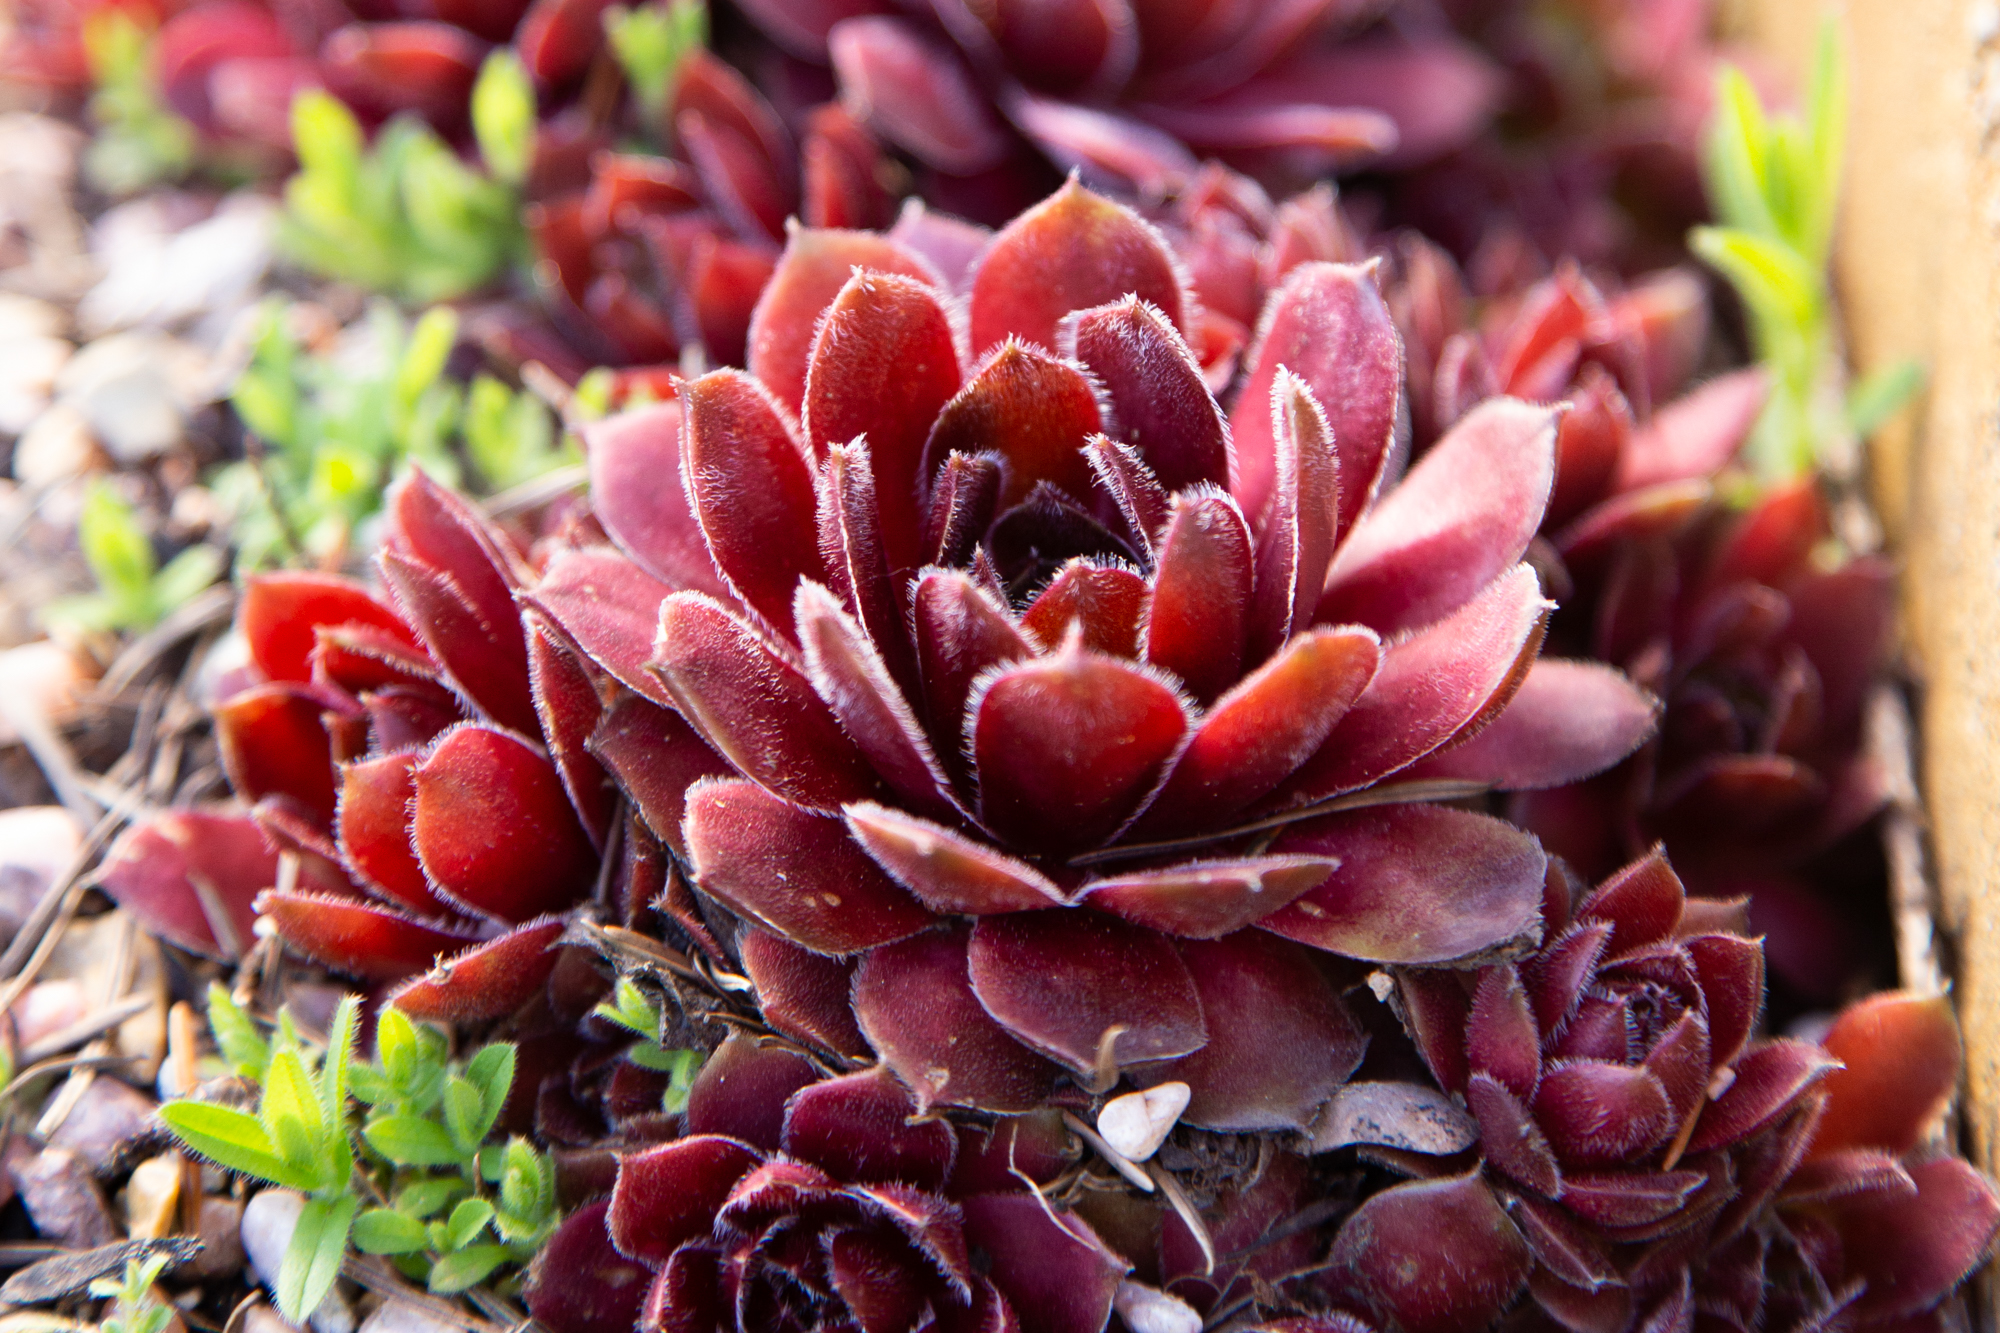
top-left (538, 179), bottom-right (1658, 1135)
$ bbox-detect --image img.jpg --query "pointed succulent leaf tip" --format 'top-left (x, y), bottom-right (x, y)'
top-left (969, 632), bottom-right (1190, 853)
top-left (377, 551), bottom-right (540, 738)
top-left (782, 1066), bottom-right (957, 1191)
top-left (1574, 849), bottom-right (1684, 952)
top-left (795, 581), bottom-right (956, 819)
top-left (1467, 965), bottom-right (1541, 1102)
top-left (828, 15), bottom-right (1012, 173)
top-left (1082, 437), bottom-right (1171, 561)
top-left (853, 926), bottom-right (1063, 1113)
top-left (1809, 992), bottom-right (1961, 1158)
top-left (585, 695), bottom-right (731, 861)
top-left (1138, 930), bottom-right (1365, 1133)
top-left (844, 802), bottom-right (1068, 914)
top-left (96, 812), bottom-right (274, 959)
top-left (679, 369), bottom-right (825, 636)
top-left (1839, 1157), bottom-right (2000, 1321)
top-left (802, 270), bottom-right (962, 575)
top-left (683, 778), bottom-right (934, 955)
top-left (337, 752), bottom-right (446, 915)
top-left (1686, 1039), bottom-right (1841, 1154)
top-left (214, 684), bottom-right (339, 824)
top-left (1263, 804), bottom-right (1546, 964)
top-left (1409, 659), bottom-right (1658, 792)
top-left (242, 572), bottom-right (414, 684)
top-left (924, 340), bottom-right (1104, 512)
top-left (310, 624), bottom-right (437, 696)
top-left (1232, 261), bottom-right (1402, 539)
top-left (1319, 398), bottom-right (1559, 637)
top-left (911, 570), bottom-right (1036, 781)
top-left (1557, 1168), bottom-right (1709, 1229)
top-left (1682, 932), bottom-right (1762, 1069)
top-left (1617, 367), bottom-right (1767, 492)
top-left (528, 547), bottom-right (679, 708)
top-left (815, 441), bottom-right (919, 696)
top-left (685, 1036), bottom-right (820, 1152)
top-left (1079, 855), bottom-right (1337, 938)
top-left (738, 928), bottom-right (871, 1060)
top-left (925, 450), bottom-right (1005, 569)
top-left (1064, 298), bottom-right (1232, 494)
top-left (1533, 1060), bottom-right (1674, 1166)
top-left (1143, 489), bottom-right (1254, 705)
top-left (967, 910), bottom-right (1207, 1077)
top-left (1332, 1170), bottom-right (1531, 1333)
top-left (650, 592), bottom-right (878, 813)
top-left (388, 919), bottom-right (567, 1024)
top-left (1020, 560), bottom-right (1147, 657)
top-left (969, 179), bottom-right (1186, 357)
top-left (526, 614), bottom-right (614, 849)
top-left (747, 225), bottom-right (940, 413)
top-left (523, 1201), bottom-right (650, 1333)
top-left (959, 1193), bottom-right (1129, 1333)
top-left (1246, 369), bottom-right (1340, 663)
top-left (610, 1136), bottom-right (762, 1264)
top-left (1140, 625), bottom-right (1381, 831)
top-left (1543, 367), bottom-right (1630, 531)
top-left (255, 890), bottom-right (482, 981)
top-left (583, 403), bottom-right (732, 602)
top-left (1283, 564), bottom-right (1550, 802)
top-left (1467, 1073), bottom-right (1562, 1195)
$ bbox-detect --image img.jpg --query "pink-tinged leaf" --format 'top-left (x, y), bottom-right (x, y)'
top-left (1231, 262), bottom-right (1401, 537)
top-left (214, 683), bottom-right (338, 825)
top-left (845, 802), bottom-right (1067, 914)
top-left (1467, 1072), bottom-right (1562, 1196)
top-left (1331, 1172), bottom-right (1531, 1333)
top-left (1839, 1157), bottom-right (2000, 1322)
top-left (514, 0), bottom-right (614, 84)
top-left (1519, 921), bottom-right (1612, 1041)
top-left (960, 1194), bottom-right (1127, 1333)
top-left (1545, 367), bottom-right (1632, 530)
top-left (1063, 298), bottom-right (1230, 493)
top-left (528, 547), bottom-right (677, 708)
top-left (1246, 371), bottom-right (1341, 662)
top-left (1534, 1060), bottom-right (1673, 1166)
top-left (362, 686), bottom-right (461, 754)
top-left (526, 613), bottom-right (613, 848)
top-left (1407, 659), bottom-right (1658, 792)
top-left (967, 910), bottom-right (1206, 1076)
top-left (738, 928), bottom-right (870, 1060)
top-left (609, 1136), bottom-right (761, 1264)
top-left (829, 16), bottom-right (1012, 173)
top-left (1809, 992), bottom-right (1961, 1158)
top-left (925, 341), bottom-right (1104, 511)
top-left (378, 551), bottom-right (539, 737)
top-left (782, 1065), bottom-right (956, 1189)
top-left (888, 199), bottom-right (992, 289)
top-left (968, 178), bottom-right (1186, 357)
top-left (802, 271), bottom-right (962, 576)
top-left (802, 103), bottom-right (893, 230)
top-left (1780, 1149), bottom-right (1916, 1206)
top-left (1079, 855), bottom-right (1334, 939)
top-left (911, 570), bottom-right (1036, 782)
top-left (969, 638), bottom-right (1190, 854)
top-left (412, 724), bottom-right (599, 922)
top-left (1143, 489), bottom-right (1253, 705)
top-left (1282, 564), bottom-right (1549, 801)
top-left (1559, 1169), bottom-right (1708, 1229)
top-left (336, 752), bottom-right (446, 915)
top-left (1644, 1010), bottom-right (1713, 1124)
top-left (796, 582), bottom-right (956, 819)
top-left (1319, 398), bottom-right (1558, 636)
top-left (1262, 804), bottom-right (1546, 964)
top-left (822, 1230), bottom-right (935, 1332)
top-left (95, 812), bottom-right (274, 959)
top-left (310, 623), bottom-right (437, 697)
top-left (1398, 970), bottom-right (1473, 1094)
top-left (1082, 437), bottom-right (1170, 560)
top-left (583, 403), bottom-right (732, 601)
top-left (383, 472), bottom-right (533, 708)
top-left (1137, 930), bottom-right (1364, 1132)
top-left (671, 49), bottom-right (795, 216)
top-left (256, 890), bottom-right (481, 981)
top-left (684, 779), bottom-right (934, 954)
top-left (816, 440), bottom-right (919, 694)
top-left (684, 1035), bottom-right (819, 1152)
top-left (586, 695), bottom-right (730, 860)
top-left (679, 369), bottom-right (823, 634)
top-left (1140, 625), bottom-right (1381, 831)
top-left (1617, 369), bottom-right (1766, 492)
top-left (1512, 1197), bottom-right (1620, 1295)
top-left (524, 1202), bottom-right (651, 1333)
top-left (925, 451), bottom-right (1004, 568)
top-left (1652, 753), bottom-right (1827, 833)
top-left (651, 592), bottom-right (879, 813)
top-left (319, 22), bottom-right (484, 133)
top-left (1020, 560), bottom-right (1146, 657)
top-left (1575, 850), bottom-right (1685, 953)
top-left (1467, 965), bottom-right (1540, 1101)
top-left (1683, 932), bottom-right (1762, 1070)
top-left (241, 572), bottom-right (411, 684)
top-left (853, 926), bottom-right (1063, 1112)
top-left (388, 919), bottom-right (567, 1024)
top-left (748, 226), bottom-right (940, 414)
top-left (1552, 478), bottom-right (1711, 571)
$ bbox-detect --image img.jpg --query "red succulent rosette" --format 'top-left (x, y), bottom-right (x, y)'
top-left (536, 180), bottom-right (1656, 1136)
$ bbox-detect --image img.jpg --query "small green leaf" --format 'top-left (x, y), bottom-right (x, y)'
top-left (442, 1076), bottom-right (486, 1155)
top-left (160, 1102), bottom-right (312, 1189)
top-left (77, 481), bottom-right (156, 600)
top-left (442, 1197), bottom-right (495, 1251)
top-left (205, 984), bottom-right (270, 1081)
top-left (471, 49), bottom-right (535, 187)
top-left (394, 1178), bottom-right (466, 1220)
top-left (292, 90), bottom-right (364, 185)
top-left (465, 1044), bottom-right (515, 1128)
top-left (1846, 357), bottom-right (1925, 438)
top-left (277, 1195), bottom-right (358, 1324)
top-left (150, 544), bottom-right (224, 610)
top-left (605, 0), bottom-right (707, 122)
top-left (363, 1113), bottom-right (463, 1166)
top-left (352, 1207), bottom-right (429, 1255)
top-left (260, 1048), bottom-right (327, 1183)
top-left (426, 1244), bottom-right (510, 1294)
top-left (395, 307), bottom-right (458, 413)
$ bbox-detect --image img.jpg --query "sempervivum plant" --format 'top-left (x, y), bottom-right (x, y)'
top-left (96, 470), bottom-right (615, 1021)
top-left (535, 179), bottom-right (1659, 1134)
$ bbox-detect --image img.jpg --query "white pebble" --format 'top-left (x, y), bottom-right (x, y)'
top-left (1095, 1081), bottom-right (1190, 1163)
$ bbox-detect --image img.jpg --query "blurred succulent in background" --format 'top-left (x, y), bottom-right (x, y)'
top-left (79, 7), bottom-right (198, 192)
top-left (42, 478), bottom-right (224, 634)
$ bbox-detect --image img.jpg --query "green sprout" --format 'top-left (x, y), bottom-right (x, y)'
top-left (605, 0), bottom-right (708, 124)
top-left (1692, 20), bottom-right (1921, 480)
top-left (81, 10), bottom-right (196, 195)
top-left (41, 481), bottom-right (224, 634)
top-left (159, 987), bottom-right (561, 1319)
top-left (594, 976), bottom-right (702, 1113)
top-left (91, 1255), bottom-right (176, 1333)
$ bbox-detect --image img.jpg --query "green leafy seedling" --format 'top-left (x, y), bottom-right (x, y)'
top-left (593, 977), bottom-right (703, 1111)
top-left (81, 11), bottom-right (196, 195)
top-left (605, 0), bottom-right (708, 123)
top-left (92, 1255), bottom-right (176, 1333)
top-left (42, 481), bottom-right (224, 634)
